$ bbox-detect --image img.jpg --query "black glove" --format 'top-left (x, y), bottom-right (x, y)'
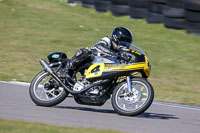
top-left (116, 46), bottom-right (123, 51)
top-left (116, 52), bottom-right (129, 61)
top-left (80, 47), bottom-right (91, 55)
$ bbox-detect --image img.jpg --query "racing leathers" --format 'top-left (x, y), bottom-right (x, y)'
top-left (63, 36), bottom-right (128, 79)
top-left (66, 36), bottom-right (118, 70)
top-left (91, 36), bottom-right (118, 57)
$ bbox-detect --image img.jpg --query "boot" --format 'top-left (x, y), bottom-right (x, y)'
top-left (61, 48), bottom-right (90, 80)
top-left (59, 59), bottom-right (72, 78)
top-left (62, 59), bottom-right (73, 78)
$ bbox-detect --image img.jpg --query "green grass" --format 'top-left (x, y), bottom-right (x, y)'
top-left (0, 0), bottom-right (200, 106)
top-left (0, 119), bottom-right (123, 133)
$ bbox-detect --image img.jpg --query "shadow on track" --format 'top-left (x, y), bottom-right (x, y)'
top-left (55, 106), bottom-right (179, 120)
top-left (55, 106), bottom-right (116, 114)
top-left (138, 112), bottom-right (179, 120)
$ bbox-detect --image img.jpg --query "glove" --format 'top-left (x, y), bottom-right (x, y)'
top-left (81, 47), bottom-right (91, 54)
top-left (116, 46), bottom-right (123, 52)
top-left (116, 52), bottom-right (129, 61)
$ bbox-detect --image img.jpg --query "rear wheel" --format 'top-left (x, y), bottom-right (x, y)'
top-left (29, 71), bottom-right (68, 107)
top-left (112, 77), bottom-right (154, 116)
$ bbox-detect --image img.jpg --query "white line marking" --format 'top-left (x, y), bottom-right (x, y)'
top-left (0, 80), bottom-right (200, 111)
top-left (153, 101), bottom-right (200, 111)
top-left (0, 81), bottom-right (30, 86)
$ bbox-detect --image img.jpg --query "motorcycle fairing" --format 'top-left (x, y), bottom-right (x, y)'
top-left (86, 55), bottom-right (150, 80)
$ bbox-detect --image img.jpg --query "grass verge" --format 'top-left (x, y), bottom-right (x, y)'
top-left (0, 0), bottom-right (200, 106)
top-left (0, 119), bottom-right (123, 133)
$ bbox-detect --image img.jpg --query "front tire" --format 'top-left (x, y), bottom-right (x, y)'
top-left (29, 71), bottom-right (68, 107)
top-left (112, 77), bottom-right (154, 116)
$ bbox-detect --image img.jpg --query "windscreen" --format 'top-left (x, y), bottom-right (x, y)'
top-left (118, 41), bottom-right (146, 56)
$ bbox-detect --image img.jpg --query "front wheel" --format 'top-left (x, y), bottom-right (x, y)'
top-left (29, 70), bottom-right (68, 107)
top-left (112, 77), bottom-right (154, 116)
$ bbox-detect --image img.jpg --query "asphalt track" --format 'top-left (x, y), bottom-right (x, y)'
top-left (0, 81), bottom-right (200, 133)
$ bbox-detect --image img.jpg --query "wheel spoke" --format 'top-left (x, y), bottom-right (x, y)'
top-left (122, 104), bottom-right (126, 109)
top-left (142, 92), bottom-right (147, 96)
top-left (33, 72), bottom-right (64, 101)
top-left (141, 86), bottom-right (145, 91)
top-left (38, 89), bottom-right (45, 99)
top-left (45, 88), bottom-right (57, 98)
top-left (115, 80), bottom-right (151, 112)
top-left (50, 90), bottom-right (57, 97)
top-left (142, 97), bottom-right (147, 101)
top-left (135, 104), bottom-right (139, 109)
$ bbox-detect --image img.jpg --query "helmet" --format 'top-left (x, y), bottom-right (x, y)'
top-left (112, 27), bottom-right (133, 45)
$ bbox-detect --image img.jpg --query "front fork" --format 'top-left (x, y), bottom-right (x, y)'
top-left (126, 76), bottom-right (132, 92)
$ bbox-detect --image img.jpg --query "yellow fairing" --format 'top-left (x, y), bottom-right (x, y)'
top-left (144, 56), bottom-right (151, 77)
top-left (104, 62), bottom-right (145, 72)
top-left (86, 56), bottom-right (151, 79)
top-left (86, 63), bottom-right (105, 79)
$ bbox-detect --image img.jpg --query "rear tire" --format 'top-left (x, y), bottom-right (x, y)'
top-left (112, 77), bottom-right (154, 116)
top-left (29, 71), bottom-right (68, 107)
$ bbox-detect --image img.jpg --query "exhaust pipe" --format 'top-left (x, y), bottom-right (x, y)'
top-left (40, 59), bottom-right (54, 74)
top-left (40, 59), bottom-right (108, 95)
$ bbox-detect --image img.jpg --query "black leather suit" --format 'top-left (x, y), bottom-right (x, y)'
top-left (67, 36), bottom-right (119, 70)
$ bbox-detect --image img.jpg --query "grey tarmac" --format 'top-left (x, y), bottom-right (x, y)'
top-left (0, 82), bottom-right (200, 133)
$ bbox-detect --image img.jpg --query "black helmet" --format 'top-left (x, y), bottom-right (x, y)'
top-left (112, 27), bottom-right (133, 44)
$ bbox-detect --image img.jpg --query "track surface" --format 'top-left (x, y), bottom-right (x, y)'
top-left (0, 82), bottom-right (200, 133)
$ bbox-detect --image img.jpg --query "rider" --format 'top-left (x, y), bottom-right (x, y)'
top-left (64, 27), bottom-right (133, 79)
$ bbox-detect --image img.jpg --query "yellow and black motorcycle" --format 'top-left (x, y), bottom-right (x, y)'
top-left (29, 42), bottom-right (154, 116)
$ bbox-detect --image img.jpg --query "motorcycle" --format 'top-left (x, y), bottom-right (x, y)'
top-left (29, 42), bottom-right (154, 116)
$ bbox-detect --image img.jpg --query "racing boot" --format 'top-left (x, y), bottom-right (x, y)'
top-left (61, 60), bottom-right (74, 81)
top-left (61, 48), bottom-right (91, 80)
